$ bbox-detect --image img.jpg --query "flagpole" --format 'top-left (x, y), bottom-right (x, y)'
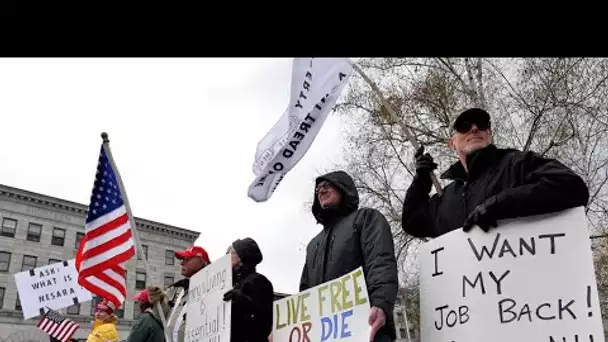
top-left (347, 60), bottom-right (443, 195)
top-left (100, 132), bottom-right (170, 341)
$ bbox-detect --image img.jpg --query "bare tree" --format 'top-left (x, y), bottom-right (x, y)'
top-left (336, 57), bottom-right (608, 336)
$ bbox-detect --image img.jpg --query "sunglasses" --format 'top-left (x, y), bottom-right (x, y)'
top-left (455, 120), bottom-right (490, 134)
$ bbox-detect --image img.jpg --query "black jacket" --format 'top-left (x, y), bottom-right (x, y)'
top-left (230, 238), bottom-right (274, 342)
top-left (402, 144), bottom-right (590, 238)
top-left (300, 171), bottom-right (399, 341)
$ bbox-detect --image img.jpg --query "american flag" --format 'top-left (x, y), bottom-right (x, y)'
top-left (37, 308), bottom-right (80, 342)
top-left (75, 142), bottom-right (136, 308)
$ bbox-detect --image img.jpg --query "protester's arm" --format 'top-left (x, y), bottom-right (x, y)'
top-left (231, 275), bottom-right (275, 318)
top-left (488, 151), bottom-right (589, 220)
top-left (357, 208), bottom-right (399, 319)
top-left (401, 174), bottom-right (440, 238)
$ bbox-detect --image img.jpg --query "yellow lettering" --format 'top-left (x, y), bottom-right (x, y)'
top-left (300, 292), bottom-right (311, 321)
top-left (317, 284), bottom-right (329, 316)
top-left (330, 280), bottom-right (342, 313)
top-left (275, 303), bottom-right (286, 329)
top-left (341, 274), bottom-right (353, 310)
top-left (352, 268), bottom-right (368, 305)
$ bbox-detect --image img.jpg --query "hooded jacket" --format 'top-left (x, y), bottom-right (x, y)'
top-left (230, 238), bottom-right (275, 342)
top-left (300, 171), bottom-right (399, 341)
top-left (402, 144), bottom-right (590, 238)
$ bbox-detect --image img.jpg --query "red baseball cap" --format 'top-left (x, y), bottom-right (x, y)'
top-left (96, 299), bottom-right (116, 313)
top-left (133, 289), bottom-right (150, 303)
top-left (175, 246), bottom-right (210, 263)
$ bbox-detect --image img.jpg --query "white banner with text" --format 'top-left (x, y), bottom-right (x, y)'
top-left (419, 207), bottom-right (605, 342)
top-left (184, 254), bottom-right (233, 342)
top-left (273, 267), bottom-right (371, 342)
top-left (14, 259), bottom-right (92, 320)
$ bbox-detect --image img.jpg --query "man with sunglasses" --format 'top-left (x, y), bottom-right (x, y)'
top-left (401, 107), bottom-right (589, 237)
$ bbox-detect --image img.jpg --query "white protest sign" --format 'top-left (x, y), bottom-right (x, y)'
top-left (184, 254), bottom-right (232, 342)
top-left (273, 267), bottom-right (371, 342)
top-left (14, 259), bottom-right (92, 320)
top-left (419, 206), bottom-right (605, 342)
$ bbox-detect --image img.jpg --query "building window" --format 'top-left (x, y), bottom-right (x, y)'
top-left (396, 311), bottom-right (405, 324)
top-left (115, 306), bottom-right (124, 319)
top-left (133, 303), bottom-right (140, 319)
top-left (48, 258), bottom-right (62, 265)
top-left (399, 328), bottom-right (407, 339)
top-left (135, 272), bottom-right (146, 289)
top-left (67, 303), bottom-right (80, 315)
top-left (0, 287), bottom-right (4, 309)
top-left (90, 296), bottom-right (102, 315)
top-left (138, 245), bottom-right (148, 260)
top-left (0, 252), bottom-right (10, 272)
top-left (1, 218), bottom-right (17, 238)
top-left (15, 295), bottom-right (21, 311)
top-left (27, 223), bottom-right (42, 242)
top-left (75, 233), bottom-right (84, 249)
top-left (165, 250), bottom-right (174, 266)
top-left (164, 276), bottom-right (174, 289)
top-left (51, 227), bottom-right (66, 246)
top-left (22, 255), bottom-right (37, 271)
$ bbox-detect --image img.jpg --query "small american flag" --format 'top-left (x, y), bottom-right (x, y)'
top-left (75, 139), bottom-right (136, 308)
top-left (37, 308), bottom-right (80, 342)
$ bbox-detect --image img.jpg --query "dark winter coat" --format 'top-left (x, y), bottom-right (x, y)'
top-left (230, 238), bottom-right (275, 342)
top-left (300, 171), bottom-right (399, 341)
top-left (402, 144), bottom-right (590, 238)
top-left (126, 309), bottom-right (165, 342)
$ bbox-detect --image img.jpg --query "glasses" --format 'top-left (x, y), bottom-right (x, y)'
top-left (315, 182), bottom-right (332, 194)
top-left (455, 120), bottom-right (490, 134)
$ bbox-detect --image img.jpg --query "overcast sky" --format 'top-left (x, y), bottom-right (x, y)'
top-left (0, 58), bottom-right (349, 294)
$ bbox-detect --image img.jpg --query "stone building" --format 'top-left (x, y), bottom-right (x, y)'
top-left (0, 184), bottom-right (200, 341)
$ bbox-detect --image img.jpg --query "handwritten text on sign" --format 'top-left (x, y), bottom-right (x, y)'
top-left (273, 267), bottom-right (371, 342)
top-left (419, 207), bottom-right (605, 342)
top-left (14, 259), bottom-right (92, 320)
top-left (185, 254), bottom-right (232, 342)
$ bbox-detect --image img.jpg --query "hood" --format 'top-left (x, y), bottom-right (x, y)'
top-left (232, 237), bottom-right (263, 267)
top-left (312, 170), bottom-right (359, 224)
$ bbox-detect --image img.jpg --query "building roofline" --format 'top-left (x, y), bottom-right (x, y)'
top-left (0, 183), bottom-right (201, 242)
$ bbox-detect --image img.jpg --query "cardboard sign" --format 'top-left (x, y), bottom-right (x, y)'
top-left (273, 267), bottom-right (371, 342)
top-left (419, 207), bottom-right (605, 342)
top-left (184, 254), bottom-right (232, 342)
top-left (14, 259), bottom-right (92, 320)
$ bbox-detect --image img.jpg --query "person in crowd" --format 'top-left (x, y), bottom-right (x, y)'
top-left (126, 286), bottom-right (170, 342)
top-left (299, 170), bottom-right (399, 342)
top-left (165, 245), bottom-right (211, 342)
top-left (223, 237), bottom-right (275, 342)
top-left (402, 107), bottom-right (590, 238)
top-left (86, 299), bottom-right (119, 342)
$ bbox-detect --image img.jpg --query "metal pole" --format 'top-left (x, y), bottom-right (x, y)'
top-left (348, 59), bottom-right (443, 196)
top-left (100, 132), bottom-right (170, 342)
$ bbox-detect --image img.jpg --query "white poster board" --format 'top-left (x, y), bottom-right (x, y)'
top-left (184, 254), bottom-right (232, 342)
top-left (14, 259), bottom-right (92, 320)
top-left (273, 267), bottom-right (371, 342)
top-left (419, 207), bottom-right (605, 342)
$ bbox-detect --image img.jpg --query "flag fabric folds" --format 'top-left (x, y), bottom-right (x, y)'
top-left (248, 58), bottom-right (353, 202)
top-left (37, 308), bottom-right (80, 342)
top-left (75, 142), bottom-right (136, 308)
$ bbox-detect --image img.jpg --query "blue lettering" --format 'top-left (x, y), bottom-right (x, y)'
top-left (340, 310), bottom-right (353, 338)
top-left (319, 309), bottom-right (354, 341)
top-left (320, 317), bottom-right (332, 342)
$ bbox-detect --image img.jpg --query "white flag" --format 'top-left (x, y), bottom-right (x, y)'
top-left (248, 58), bottom-right (353, 202)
